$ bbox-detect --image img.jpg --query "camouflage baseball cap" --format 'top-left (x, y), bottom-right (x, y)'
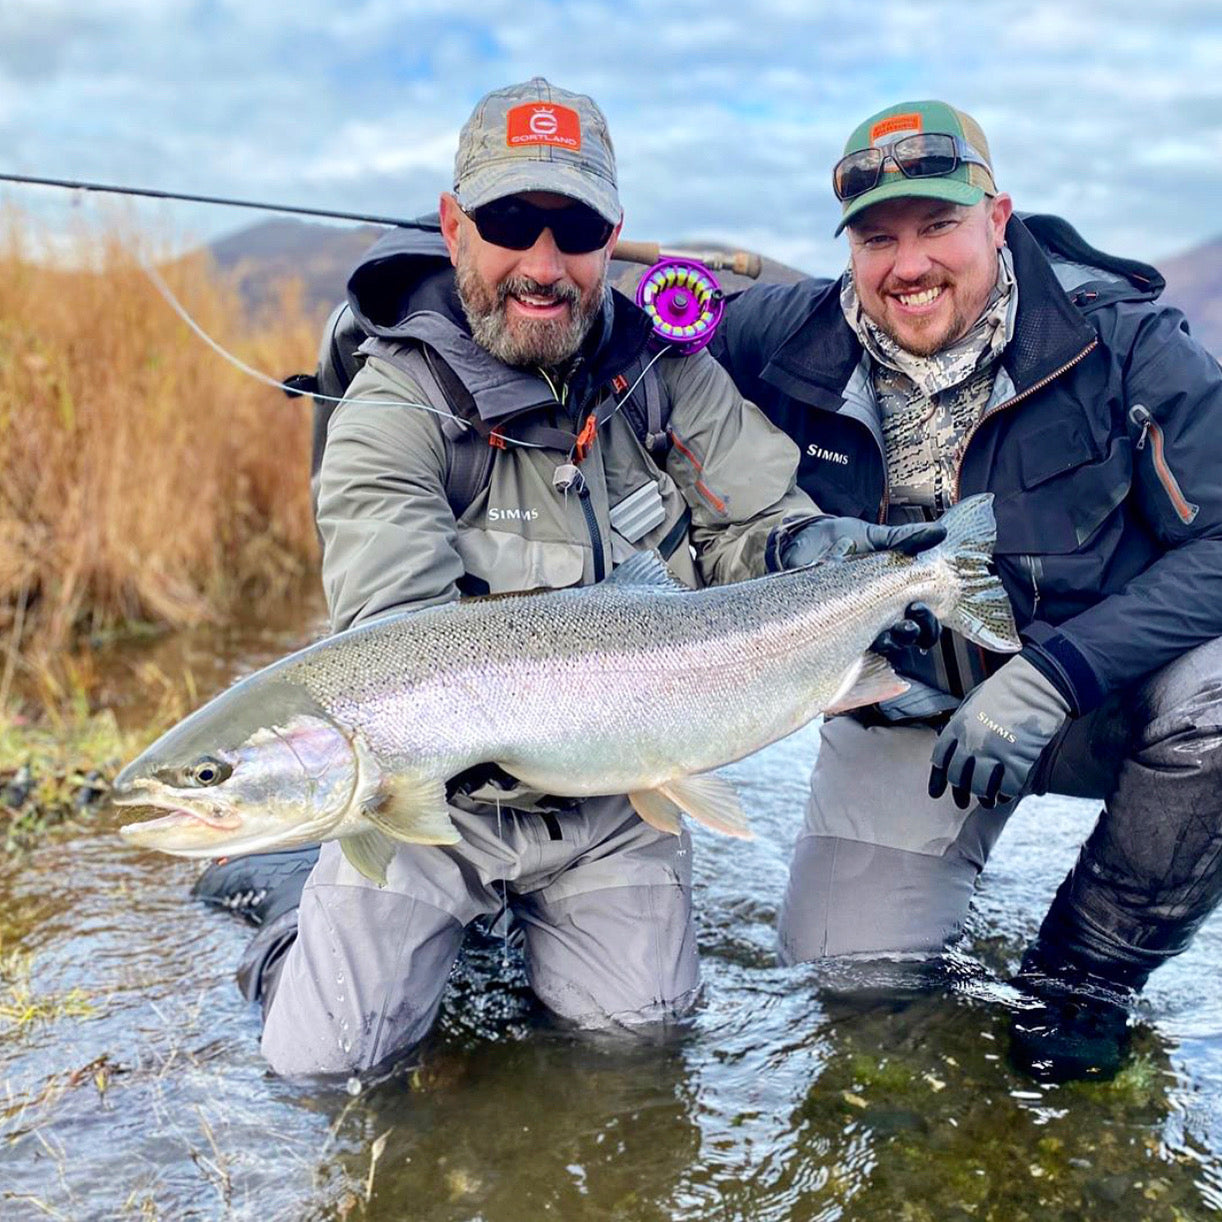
top-left (453, 77), bottom-right (621, 223)
top-left (835, 100), bottom-right (997, 234)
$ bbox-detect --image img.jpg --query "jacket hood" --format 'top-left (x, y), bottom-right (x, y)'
top-left (346, 215), bottom-right (457, 337)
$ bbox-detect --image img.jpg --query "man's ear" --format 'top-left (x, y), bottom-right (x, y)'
top-left (603, 218), bottom-right (623, 266)
top-left (439, 193), bottom-right (462, 266)
top-left (989, 193), bottom-right (1014, 247)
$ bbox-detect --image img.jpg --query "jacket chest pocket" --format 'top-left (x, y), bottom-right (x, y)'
top-left (456, 527), bottom-right (585, 594)
top-left (993, 419), bottom-right (1130, 556)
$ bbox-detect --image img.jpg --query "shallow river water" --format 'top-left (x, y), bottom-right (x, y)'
top-left (2, 608), bottom-right (1221, 1221)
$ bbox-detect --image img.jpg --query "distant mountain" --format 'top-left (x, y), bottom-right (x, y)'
top-left (206, 218), bottom-right (1222, 358)
top-left (1158, 238), bottom-right (1222, 358)
top-left (207, 218), bottom-right (387, 317)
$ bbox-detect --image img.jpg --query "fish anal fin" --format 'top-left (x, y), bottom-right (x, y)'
top-left (825, 652), bottom-right (910, 716)
top-left (366, 776), bottom-right (462, 846)
top-left (629, 790), bottom-right (685, 836)
top-left (660, 774), bottom-right (753, 840)
top-left (341, 830), bottom-right (395, 886)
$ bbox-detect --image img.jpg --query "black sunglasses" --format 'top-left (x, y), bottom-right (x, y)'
top-left (833, 133), bottom-right (991, 202)
top-left (464, 197), bottom-right (616, 255)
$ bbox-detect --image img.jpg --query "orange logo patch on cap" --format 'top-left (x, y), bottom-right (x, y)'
top-left (506, 103), bottom-right (582, 151)
top-left (870, 112), bottom-right (923, 145)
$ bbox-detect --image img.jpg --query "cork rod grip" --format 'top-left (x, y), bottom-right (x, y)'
top-left (612, 240), bottom-right (763, 280)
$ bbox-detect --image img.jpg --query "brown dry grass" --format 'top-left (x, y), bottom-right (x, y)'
top-left (0, 211), bottom-right (320, 662)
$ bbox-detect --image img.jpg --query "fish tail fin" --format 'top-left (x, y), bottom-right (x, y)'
top-left (932, 494), bottom-right (1022, 653)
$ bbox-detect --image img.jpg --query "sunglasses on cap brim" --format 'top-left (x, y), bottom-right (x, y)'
top-left (833, 133), bottom-right (992, 203)
top-left (464, 197), bottom-right (617, 255)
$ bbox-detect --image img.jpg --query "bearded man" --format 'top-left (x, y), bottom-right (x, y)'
top-left (196, 78), bottom-right (926, 1080)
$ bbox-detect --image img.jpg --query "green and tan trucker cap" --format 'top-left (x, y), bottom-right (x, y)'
top-left (836, 99), bottom-right (997, 234)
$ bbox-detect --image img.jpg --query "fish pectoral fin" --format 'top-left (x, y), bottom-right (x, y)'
top-left (825, 652), bottom-right (910, 716)
top-left (659, 774), bottom-right (753, 840)
top-left (366, 777), bottom-right (463, 846)
top-left (629, 790), bottom-right (685, 836)
top-left (341, 830), bottom-right (395, 886)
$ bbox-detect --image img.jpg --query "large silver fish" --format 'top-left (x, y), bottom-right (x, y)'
top-left (113, 494), bottom-right (1019, 883)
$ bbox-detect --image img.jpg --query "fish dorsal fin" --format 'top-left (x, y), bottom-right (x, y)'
top-left (824, 652), bottom-right (910, 716)
top-left (628, 789), bottom-right (685, 835)
top-left (659, 773), bottom-right (753, 839)
top-left (341, 829), bottom-right (396, 886)
top-left (605, 550), bottom-right (686, 591)
top-left (364, 776), bottom-right (462, 846)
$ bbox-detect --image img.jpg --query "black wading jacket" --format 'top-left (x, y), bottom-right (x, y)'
top-left (712, 214), bottom-right (1222, 714)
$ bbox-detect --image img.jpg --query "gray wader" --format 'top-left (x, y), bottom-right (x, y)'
top-left (250, 797), bottom-right (697, 1079)
top-left (779, 636), bottom-right (1222, 989)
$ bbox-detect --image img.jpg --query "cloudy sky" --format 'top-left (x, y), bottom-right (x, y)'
top-left (3, 1), bottom-right (1220, 275)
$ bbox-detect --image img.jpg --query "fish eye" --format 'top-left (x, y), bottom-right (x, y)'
top-left (186, 757), bottom-right (231, 787)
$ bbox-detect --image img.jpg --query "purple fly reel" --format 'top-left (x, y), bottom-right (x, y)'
top-left (635, 257), bottom-right (725, 354)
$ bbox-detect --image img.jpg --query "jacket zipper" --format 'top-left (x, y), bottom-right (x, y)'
top-left (571, 467), bottom-right (606, 583)
top-left (548, 367), bottom-right (608, 582)
top-left (1129, 404), bottom-right (1199, 525)
top-left (952, 339), bottom-right (1098, 501)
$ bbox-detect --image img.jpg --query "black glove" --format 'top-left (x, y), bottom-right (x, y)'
top-left (780, 517), bottom-right (946, 569)
top-left (872, 601), bottom-right (941, 659)
top-left (929, 655), bottom-right (1071, 809)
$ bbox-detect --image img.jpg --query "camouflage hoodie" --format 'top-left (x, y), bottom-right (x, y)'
top-left (840, 248), bottom-right (1017, 514)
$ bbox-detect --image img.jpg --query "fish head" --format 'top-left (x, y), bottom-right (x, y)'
top-left (113, 678), bottom-right (363, 858)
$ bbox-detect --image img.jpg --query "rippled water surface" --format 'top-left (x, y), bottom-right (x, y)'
top-left (2, 610), bottom-right (1221, 1220)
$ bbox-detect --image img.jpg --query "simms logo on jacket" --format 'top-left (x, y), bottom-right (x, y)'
top-left (506, 104), bottom-right (582, 151)
top-left (488, 506), bottom-right (541, 522)
top-left (806, 444), bottom-right (850, 466)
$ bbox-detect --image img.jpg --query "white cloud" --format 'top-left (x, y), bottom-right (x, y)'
top-left (0, 0), bottom-right (1219, 270)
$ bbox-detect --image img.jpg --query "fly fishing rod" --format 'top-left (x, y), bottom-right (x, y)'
top-left (0, 170), bottom-right (763, 277)
top-left (2, 168), bottom-right (756, 435)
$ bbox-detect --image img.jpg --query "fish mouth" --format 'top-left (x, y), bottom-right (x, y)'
top-left (115, 794), bottom-right (243, 842)
top-left (118, 808), bottom-right (242, 837)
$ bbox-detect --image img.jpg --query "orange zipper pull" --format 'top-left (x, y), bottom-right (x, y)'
top-left (574, 412), bottom-right (598, 464)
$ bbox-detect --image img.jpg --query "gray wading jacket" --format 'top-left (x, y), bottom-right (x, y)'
top-left (315, 229), bottom-right (817, 807)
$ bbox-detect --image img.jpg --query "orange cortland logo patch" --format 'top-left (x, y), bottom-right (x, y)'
top-left (869, 112), bottom-right (923, 146)
top-left (506, 103), bottom-right (582, 150)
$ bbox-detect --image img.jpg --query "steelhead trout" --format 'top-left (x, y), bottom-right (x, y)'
top-left (114, 494), bottom-right (1019, 883)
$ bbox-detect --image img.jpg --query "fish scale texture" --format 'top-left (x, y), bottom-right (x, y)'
top-left (276, 550), bottom-right (950, 787)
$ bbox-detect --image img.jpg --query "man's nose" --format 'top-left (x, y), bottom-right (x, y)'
top-left (516, 226), bottom-right (566, 284)
top-left (891, 234), bottom-right (933, 282)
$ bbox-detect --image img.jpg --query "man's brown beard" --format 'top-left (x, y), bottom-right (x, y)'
top-left (455, 235), bottom-right (605, 367)
top-left (875, 280), bottom-right (970, 357)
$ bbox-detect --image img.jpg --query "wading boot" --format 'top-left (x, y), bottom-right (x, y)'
top-left (1007, 948), bottom-right (1137, 1084)
top-left (190, 846), bottom-right (320, 928)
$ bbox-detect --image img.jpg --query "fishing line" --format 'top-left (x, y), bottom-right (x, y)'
top-left (138, 257), bottom-right (555, 449)
top-left (17, 173), bottom-right (701, 458)
top-left (147, 247), bottom-right (662, 458)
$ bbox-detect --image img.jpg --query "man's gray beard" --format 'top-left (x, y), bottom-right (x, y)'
top-left (456, 253), bottom-right (604, 368)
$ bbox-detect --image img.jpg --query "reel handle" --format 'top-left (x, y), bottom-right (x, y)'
top-left (613, 240), bottom-right (762, 280)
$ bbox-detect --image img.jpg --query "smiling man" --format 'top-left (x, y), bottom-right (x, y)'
top-left (193, 78), bottom-right (835, 1080)
top-left (713, 100), bottom-right (1222, 1082)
